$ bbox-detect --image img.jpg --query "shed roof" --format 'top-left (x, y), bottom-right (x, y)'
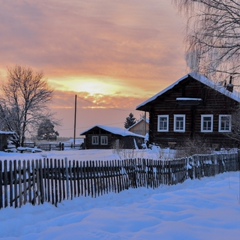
top-left (80, 125), bottom-right (145, 138)
top-left (136, 73), bottom-right (240, 111)
top-left (127, 118), bottom-right (149, 131)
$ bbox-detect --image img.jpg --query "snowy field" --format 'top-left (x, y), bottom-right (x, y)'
top-left (0, 147), bottom-right (176, 161)
top-left (0, 149), bottom-right (240, 239)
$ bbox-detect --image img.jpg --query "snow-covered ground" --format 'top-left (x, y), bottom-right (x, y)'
top-left (0, 149), bottom-right (240, 239)
top-left (0, 147), bottom-right (176, 161)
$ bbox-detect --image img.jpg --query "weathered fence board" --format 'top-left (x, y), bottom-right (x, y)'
top-left (0, 151), bottom-right (239, 209)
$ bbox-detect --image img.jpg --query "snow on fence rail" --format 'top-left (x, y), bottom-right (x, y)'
top-left (0, 152), bottom-right (239, 209)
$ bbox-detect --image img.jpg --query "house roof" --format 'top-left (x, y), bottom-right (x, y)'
top-left (127, 118), bottom-right (149, 131)
top-left (80, 125), bottom-right (145, 138)
top-left (136, 72), bottom-right (240, 111)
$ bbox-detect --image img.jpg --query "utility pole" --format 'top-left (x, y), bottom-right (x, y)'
top-left (73, 94), bottom-right (77, 148)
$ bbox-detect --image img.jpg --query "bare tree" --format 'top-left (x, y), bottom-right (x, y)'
top-left (0, 65), bottom-right (53, 147)
top-left (173, 0), bottom-right (240, 83)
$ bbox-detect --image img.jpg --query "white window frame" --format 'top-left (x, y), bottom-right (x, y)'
top-left (92, 136), bottom-right (99, 145)
top-left (201, 114), bottom-right (213, 132)
top-left (157, 115), bottom-right (169, 132)
top-left (101, 136), bottom-right (108, 145)
top-left (174, 114), bottom-right (186, 132)
top-left (219, 115), bottom-right (231, 132)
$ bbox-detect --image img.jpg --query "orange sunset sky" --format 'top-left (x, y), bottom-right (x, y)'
top-left (0, 0), bottom-right (189, 137)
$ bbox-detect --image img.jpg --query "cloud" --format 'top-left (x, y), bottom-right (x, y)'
top-left (0, 0), bottom-right (188, 136)
top-left (0, 0), bottom-right (187, 87)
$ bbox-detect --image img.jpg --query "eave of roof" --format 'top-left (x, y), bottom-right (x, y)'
top-left (136, 72), bottom-right (240, 111)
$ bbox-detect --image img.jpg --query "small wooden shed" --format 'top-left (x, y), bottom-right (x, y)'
top-left (80, 125), bottom-right (145, 149)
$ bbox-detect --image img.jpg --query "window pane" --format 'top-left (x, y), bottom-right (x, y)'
top-left (158, 115), bottom-right (169, 131)
top-left (92, 136), bottom-right (99, 145)
top-left (201, 115), bottom-right (213, 132)
top-left (174, 115), bottom-right (185, 132)
top-left (219, 115), bottom-right (231, 132)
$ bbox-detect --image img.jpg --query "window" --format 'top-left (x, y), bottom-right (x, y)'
top-left (92, 136), bottom-right (99, 145)
top-left (158, 115), bottom-right (169, 132)
top-left (201, 115), bottom-right (213, 132)
top-left (174, 114), bottom-right (186, 132)
top-left (219, 115), bottom-right (231, 132)
top-left (101, 136), bottom-right (108, 145)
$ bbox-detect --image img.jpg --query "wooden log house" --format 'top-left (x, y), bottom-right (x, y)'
top-left (136, 73), bottom-right (240, 149)
top-left (80, 125), bottom-right (145, 149)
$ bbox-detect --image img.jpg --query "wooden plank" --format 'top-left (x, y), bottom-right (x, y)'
top-left (35, 160), bottom-right (41, 205)
top-left (47, 158), bottom-right (51, 202)
top-left (42, 159), bottom-right (47, 202)
top-left (86, 161), bottom-right (91, 196)
top-left (0, 161), bottom-right (2, 209)
top-left (22, 160), bottom-right (27, 205)
top-left (31, 160), bottom-right (37, 205)
top-left (50, 159), bottom-right (54, 205)
top-left (83, 161), bottom-right (87, 197)
top-left (72, 160), bottom-right (77, 198)
top-left (14, 160), bottom-right (18, 208)
top-left (4, 160), bottom-right (8, 208)
top-left (76, 161), bottom-right (80, 197)
top-left (18, 161), bottom-right (22, 207)
top-left (27, 160), bottom-right (32, 204)
top-left (54, 159), bottom-right (58, 206)
top-left (61, 159), bottom-right (66, 200)
top-left (9, 161), bottom-right (13, 207)
top-left (57, 160), bottom-right (62, 203)
top-left (79, 161), bottom-right (84, 197)
top-left (39, 160), bottom-right (44, 204)
top-left (89, 161), bottom-right (94, 197)
top-left (69, 160), bottom-right (73, 199)
top-left (65, 158), bottom-right (70, 199)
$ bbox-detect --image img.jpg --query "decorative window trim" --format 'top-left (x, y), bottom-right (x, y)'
top-left (174, 114), bottom-right (186, 132)
top-left (157, 115), bottom-right (169, 132)
top-left (201, 114), bottom-right (213, 132)
top-left (92, 136), bottom-right (99, 145)
top-left (101, 136), bottom-right (108, 145)
top-left (218, 115), bottom-right (231, 132)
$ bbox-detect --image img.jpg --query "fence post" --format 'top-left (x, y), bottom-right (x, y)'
top-left (65, 157), bottom-right (70, 199)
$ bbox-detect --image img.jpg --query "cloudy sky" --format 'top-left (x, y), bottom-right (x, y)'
top-left (0, 0), bottom-right (188, 137)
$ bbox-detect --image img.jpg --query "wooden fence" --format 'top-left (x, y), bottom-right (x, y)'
top-left (0, 152), bottom-right (239, 209)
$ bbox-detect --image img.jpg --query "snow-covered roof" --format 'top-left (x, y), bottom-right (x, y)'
top-left (127, 118), bottom-right (149, 130)
top-left (136, 72), bottom-right (240, 110)
top-left (81, 125), bottom-right (145, 138)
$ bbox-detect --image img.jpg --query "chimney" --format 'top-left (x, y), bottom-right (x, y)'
top-left (226, 76), bottom-right (234, 92)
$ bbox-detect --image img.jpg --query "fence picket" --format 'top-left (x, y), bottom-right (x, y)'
top-left (0, 161), bottom-right (2, 209)
top-left (4, 160), bottom-right (8, 208)
top-left (9, 161), bottom-right (13, 207)
top-left (22, 160), bottom-right (27, 204)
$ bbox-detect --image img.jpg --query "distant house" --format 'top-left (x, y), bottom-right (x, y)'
top-left (136, 73), bottom-right (240, 149)
top-left (128, 118), bottom-right (149, 136)
top-left (0, 131), bottom-right (15, 151)
top-left (80, 125), bottom-right (145, 149)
